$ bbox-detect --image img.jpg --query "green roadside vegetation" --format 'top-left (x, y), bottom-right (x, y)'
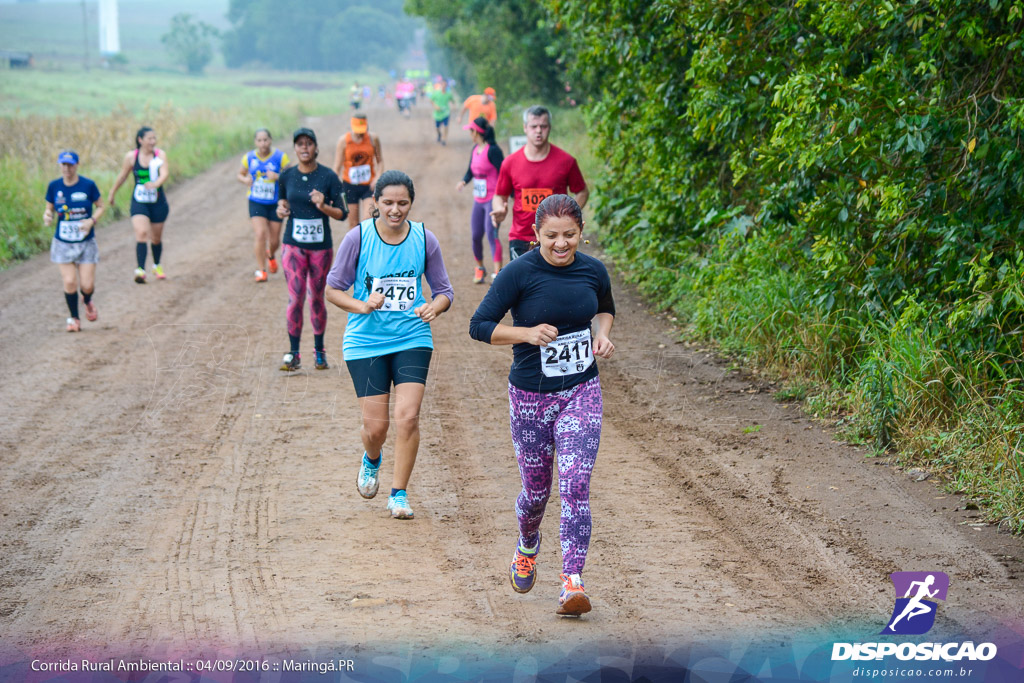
top-left (413, 0), bottom-right (1024, 534)
top-left (0, 68), bottom-right (365, 265)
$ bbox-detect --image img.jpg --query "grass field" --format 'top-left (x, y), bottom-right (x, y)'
top-left (0, 65), bottom-right (381, 265)
top-left (0, 0), bottom-right (230, 70)
top-left (0, 67), bottom-right (361, 117)
top-left (0, 0), bottom-right (403, 264)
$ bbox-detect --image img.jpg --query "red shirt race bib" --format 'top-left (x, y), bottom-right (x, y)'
top-left (520, 188), bottom-right (553, 213)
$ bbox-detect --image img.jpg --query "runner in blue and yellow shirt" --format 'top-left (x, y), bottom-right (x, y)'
top-left (237, 128), bottom-right (290, 282)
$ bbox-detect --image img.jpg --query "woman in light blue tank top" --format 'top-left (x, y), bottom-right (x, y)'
top-left (326, 171), bottom-right (455, 520)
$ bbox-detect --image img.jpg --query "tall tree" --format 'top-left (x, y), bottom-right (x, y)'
top-left (162, 13), bottom-right (219, 75)
top-left (223, 0), bottom-right (416, 72)
top-left (405, 0), bottom-right (566, 101)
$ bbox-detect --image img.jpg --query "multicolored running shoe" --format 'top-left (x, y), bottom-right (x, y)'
top-left (509, 532), bottom-right (541, 594)
top-left (556, 573), bottom-right (592, 616)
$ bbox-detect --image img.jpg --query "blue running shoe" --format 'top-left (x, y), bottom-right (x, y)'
top-left (557, 573), bottom-right (592, 616)
top-left (386, 491), bottom-right (414, 519)
top-left (315, 348), bottom-right (329, 370)
top-left (509, 532), bottom-right (541, 594)
top-left (356, 452), bottom-right (380, 499)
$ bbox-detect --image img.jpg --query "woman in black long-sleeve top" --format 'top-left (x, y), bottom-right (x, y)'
top-left (468, 193), bottom-right (615, 617)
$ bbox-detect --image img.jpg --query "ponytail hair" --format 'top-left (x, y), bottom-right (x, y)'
top-left (482, 122), bottom-right (497, 145)
top-left (135, 126), bottom-right (154, 149)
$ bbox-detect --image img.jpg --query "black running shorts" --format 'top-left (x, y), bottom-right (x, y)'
top-left (248, 200), bottom-right (279, 220)
top-left (130, 196), bottom-right (170, 223)
top-left (509, 239), bottom-right (533, 260)
top-left (342, 181), bottom-right (373, 205)
top-left (345, 347), bottom-right (433, 398)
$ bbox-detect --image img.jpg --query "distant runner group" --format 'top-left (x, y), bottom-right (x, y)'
top-left (41, 84), bottom-right (612, 618)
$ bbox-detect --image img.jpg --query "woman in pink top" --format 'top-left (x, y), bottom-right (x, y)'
top-left (455, 116), bottom-right (505, 283)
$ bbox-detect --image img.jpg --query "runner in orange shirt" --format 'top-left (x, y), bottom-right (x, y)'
top-left (334, 113), bottom-right (383, 229)
top-left (459, 87), bottom-right (498, 125)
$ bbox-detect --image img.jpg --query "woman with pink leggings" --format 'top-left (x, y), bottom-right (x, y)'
top-left (275, 127), bottom-right (348, 371)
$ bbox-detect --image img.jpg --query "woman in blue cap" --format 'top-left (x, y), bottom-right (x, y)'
top-left (43, 150), bottom-right (106, 332)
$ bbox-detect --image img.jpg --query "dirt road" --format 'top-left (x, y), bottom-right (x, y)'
top-left (1, 103), bottom-right (1022, 666)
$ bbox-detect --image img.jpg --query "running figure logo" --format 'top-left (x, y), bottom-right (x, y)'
top-left (881, 571), bottom-right (949, 635)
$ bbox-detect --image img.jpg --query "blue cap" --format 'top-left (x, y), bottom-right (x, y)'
top-left (58, 150), bottom-right (79, 165)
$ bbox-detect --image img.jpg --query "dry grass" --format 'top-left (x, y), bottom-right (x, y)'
top-left (3, 104), bottom-right (188, 176)
top-left (0, 103), bottom-right (303, 264)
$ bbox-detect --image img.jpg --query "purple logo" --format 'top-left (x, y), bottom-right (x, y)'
top-left (881, 571), bottom-right (949, 635)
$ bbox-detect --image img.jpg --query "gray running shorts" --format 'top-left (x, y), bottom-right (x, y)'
top-left (50, 237), bottom-right (99, 264)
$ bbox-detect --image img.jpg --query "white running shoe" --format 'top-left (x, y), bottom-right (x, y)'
top-left (387, 491), bottom-right (414, 519)
top-left (356, 453), bottom-right (380, 499)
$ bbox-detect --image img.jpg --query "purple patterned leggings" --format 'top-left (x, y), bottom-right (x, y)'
top-left (282, 244), bottom-right (332, 338)
top-left (508, 376), bottom-right (602, 575)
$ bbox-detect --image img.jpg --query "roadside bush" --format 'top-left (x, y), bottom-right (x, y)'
top-left (547, 0), bottom-right (1024, 531)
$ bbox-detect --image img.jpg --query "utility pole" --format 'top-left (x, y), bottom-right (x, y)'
top-left (99, 0), bottom-right (121, 59)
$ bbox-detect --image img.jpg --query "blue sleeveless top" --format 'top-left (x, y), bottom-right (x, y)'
top-left (244, 148), bottom-right (285, 204)
top-left (343, 219), bottom-right (433, 360)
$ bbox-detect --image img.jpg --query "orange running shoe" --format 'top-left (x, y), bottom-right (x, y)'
top-left (556, 573), bottom-right (592, 616)
top-left (255, 270), bottom-right (268, 282)
top-left (267, 253), bottom-right (278, 274)
top-left (473, 266), bottom-right (485, 284)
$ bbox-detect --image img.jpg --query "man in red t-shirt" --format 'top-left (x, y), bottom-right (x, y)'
top-left (491, 105), bottom-right (588, 259)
